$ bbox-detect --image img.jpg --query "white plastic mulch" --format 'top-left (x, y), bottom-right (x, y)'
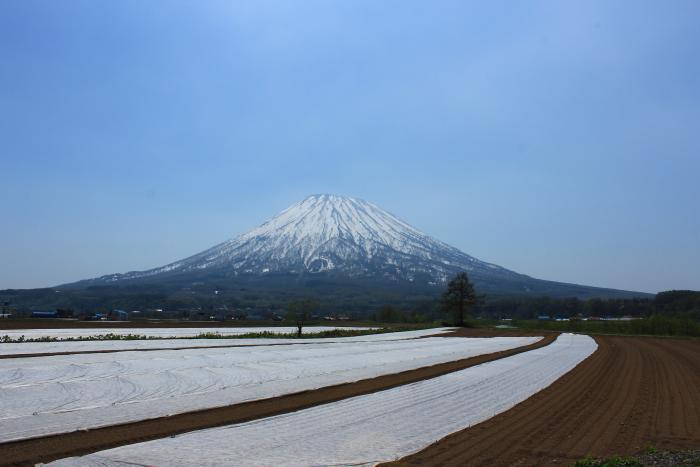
top-left (50, 333), bottom-right (596, 467)
top-left (0, 332), bottom-right (538, 442)
top-left (0, 327), bottom-right (442, 356)
top-left (0, 326), bottom-right (377, 340)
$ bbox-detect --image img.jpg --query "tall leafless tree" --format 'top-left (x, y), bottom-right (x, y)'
top-left (286, 298), bottom-right (317, 336)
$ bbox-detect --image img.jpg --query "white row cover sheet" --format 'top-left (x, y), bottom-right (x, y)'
top-left (0, 328), bottom-right (451, 356)
top-left (0, 334), bottom-right (539, 442)
top-left (51, 333), bottom-right (596, 467)
top-left (0, 326), bottom-right (377, 340)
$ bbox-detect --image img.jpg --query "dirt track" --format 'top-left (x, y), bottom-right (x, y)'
top-left (0, 334), bottom-right (555, 466)
top-left (383, 336), bottom-right (700, 466)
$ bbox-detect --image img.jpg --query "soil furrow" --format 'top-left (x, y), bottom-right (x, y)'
top-left (382, 336), bottom-right (700, 466)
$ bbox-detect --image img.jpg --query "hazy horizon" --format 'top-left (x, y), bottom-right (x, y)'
top-left (2, 1), bottom-right (699, 294)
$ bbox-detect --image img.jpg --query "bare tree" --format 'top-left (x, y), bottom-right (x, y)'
top-left (286, 299), bottom-right (317, 337)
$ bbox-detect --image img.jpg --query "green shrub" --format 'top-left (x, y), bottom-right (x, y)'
top-left (573, 456), bottom-right (642, 467)
top-left (512, 315), bottom-right (699, 337)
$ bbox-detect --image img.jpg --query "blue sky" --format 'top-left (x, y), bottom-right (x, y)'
top-left (1, 1), bottom-right (699, 293)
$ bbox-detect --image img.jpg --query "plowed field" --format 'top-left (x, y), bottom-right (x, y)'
top-left (384, 336), bottom-right (700, 466)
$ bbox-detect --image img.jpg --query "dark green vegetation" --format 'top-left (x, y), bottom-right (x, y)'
top-left (373, 304), bottom-right (435, 323)
top-left (441, 272), bottom-right (477, 326)
top-left (1, 275), bottom-right (443, 318)
top-left (475, 290), bottom-right (700, 320)
top-left (1, 274), bottom-right (694, 329)
top-left (574, 449), bottom-right (700, 467)
top-left (1, 267), bottom-right (650, 318)
top-left (497, 291), bottom-right (700, 337)
top-left (574, 456), bottom-right (642, 467)
top-left (513, 315), bottom-right (699, 337)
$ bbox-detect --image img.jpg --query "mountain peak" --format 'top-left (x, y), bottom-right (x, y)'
top-left (304, 193), bottom-right (355, 200)
top-left (76, 195), bottom-right (643, 299)
top-left (98, 195), bottom-right (510, 283)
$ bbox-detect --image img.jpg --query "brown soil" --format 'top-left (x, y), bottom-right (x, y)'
top-left (0, 334), bottom-right (555, 466)
top-left (382, 336), bottom-right (700, 467)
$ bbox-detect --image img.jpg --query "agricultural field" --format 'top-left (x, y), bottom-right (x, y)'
top-left (1, 331), bottom-right (539, 441)
top-left (0, 325), bottom-right (379, 340)
top-left (0, 327), bottom-right (448, 357)
top-left (49, 333), bottom-right (595, 466)
top-left (386, 335), bottom-right (700, 466)
top-left (0, 326), bottom-right (698, 466)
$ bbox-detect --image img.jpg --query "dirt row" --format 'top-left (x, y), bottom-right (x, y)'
top-left (0, 334), bottom-right (555, 465)
top-left (382, 335), bottom-right (700, 466)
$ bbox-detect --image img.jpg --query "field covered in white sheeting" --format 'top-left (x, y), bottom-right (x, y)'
top-left (51, 334), bottom-right (596, 467)
top-left (0, 333), bottom-right (539, 442)
top-left (0, 327), bottom-right (449, 356)
top-left (0, 326), bottom-right (377, 341)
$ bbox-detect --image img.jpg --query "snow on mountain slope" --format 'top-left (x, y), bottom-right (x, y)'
top-left (92, 194), bottom-right (523, 285)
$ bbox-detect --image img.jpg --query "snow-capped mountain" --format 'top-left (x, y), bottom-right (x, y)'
top-left (95, 194), bottom-right (521, 285)
top-left (60, 195), bottom-right (644, 300)
top-left (75, 194), bottom-right (641, 299)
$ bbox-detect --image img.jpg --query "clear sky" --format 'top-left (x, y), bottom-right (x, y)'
top-left (1, 1), bottom-right (699, 293)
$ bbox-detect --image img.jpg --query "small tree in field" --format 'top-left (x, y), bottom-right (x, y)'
top-left (442, 272), bottom-right (477, 326)
top-left (286, 299), bottom-right (317, 337)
